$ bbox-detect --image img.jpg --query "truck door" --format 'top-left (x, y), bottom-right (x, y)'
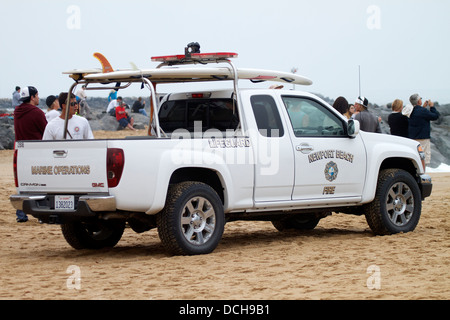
top-left (250, 94), bottom-right (295, 202)
top-left (281, 96), bottom-right (366, 202)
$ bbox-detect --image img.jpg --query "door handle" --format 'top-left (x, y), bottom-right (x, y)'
top-left (53, 150), bottom-right (68, 158)
top-left (296, 144), bottom-right (314, 154)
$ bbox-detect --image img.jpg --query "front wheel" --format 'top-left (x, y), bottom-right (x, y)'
top-left (364, 169), bottom-right (422, 235)
top-left (157, 182), bottom-right (225, 255)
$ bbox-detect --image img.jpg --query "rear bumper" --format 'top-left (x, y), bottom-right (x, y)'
top-left (10, 194), bottom-right (116, 223)
top-left (419, 174), bottom-right (432, 200)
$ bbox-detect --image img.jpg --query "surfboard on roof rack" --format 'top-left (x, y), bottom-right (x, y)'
top-left (63, 46), bottom-right (313, 86)
top-left (79, 67), bottom-right (313, 85)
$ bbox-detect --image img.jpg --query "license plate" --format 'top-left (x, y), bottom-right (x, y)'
top-left (55, 195), bottom-right (75, 210)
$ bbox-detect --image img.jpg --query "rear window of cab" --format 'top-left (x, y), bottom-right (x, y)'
top-left (159, 99), bottom-right (239, 133)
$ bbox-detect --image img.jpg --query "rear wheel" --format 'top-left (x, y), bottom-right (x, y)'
top-left (61, 220), bottom-right (125, 249)
top-left (157, 182), bottom-right (224, 255)
top-left (364, 169), bottom-right (422, 235)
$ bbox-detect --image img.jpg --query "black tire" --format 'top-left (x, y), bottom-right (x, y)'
top-left (61, 220), bottom-right (125, 250)
top-left (364, 169), bottom-right (422, 235)
top-left (157, 182), bottom-right (224, 255)
top-left (272, 216), bottom-right (320, 231)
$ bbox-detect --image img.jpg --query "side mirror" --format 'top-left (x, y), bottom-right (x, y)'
top-left (347, 119), bottom-right (360, 138)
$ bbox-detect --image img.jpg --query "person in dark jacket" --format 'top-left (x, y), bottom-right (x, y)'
top-left (13, 86), bottom-right (47, 222)
top-left (388, 99), bottom-right (409, 138)
top-left (131, 97), bottom-right (148, 116)
top-left (408, 93), bottom-right (440, 165)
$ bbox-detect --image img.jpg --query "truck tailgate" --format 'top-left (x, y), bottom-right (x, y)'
top-left (16, 140), bottom-right (109, 194)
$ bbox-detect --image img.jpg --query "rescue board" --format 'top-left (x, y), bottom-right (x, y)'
top-left (81, 67), bottom-right (313, 86)
top-left (64, 50), bottom-right (312, 85)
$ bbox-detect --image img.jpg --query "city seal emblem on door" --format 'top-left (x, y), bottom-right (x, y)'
top-left (324, 161), bottom-right (338, 182)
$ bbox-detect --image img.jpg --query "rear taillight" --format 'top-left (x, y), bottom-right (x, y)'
top-left (13, 149), bottom-right (18, 187)
top-left (107, 148), bottom-right (124, 188)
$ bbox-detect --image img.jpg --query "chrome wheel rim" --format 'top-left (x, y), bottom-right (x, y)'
top-left (385, 182), bottom-right (414, 226)
top-left (180, 196), bottom-right (216, 245)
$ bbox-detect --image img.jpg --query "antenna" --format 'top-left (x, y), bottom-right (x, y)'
top-left (291, 67), bottom-right (298, 90)
top-left (358, 65), bottom-right (361, 97)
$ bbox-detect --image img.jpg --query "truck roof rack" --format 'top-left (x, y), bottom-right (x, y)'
top-left (61, 43), bottom-right (312, 139)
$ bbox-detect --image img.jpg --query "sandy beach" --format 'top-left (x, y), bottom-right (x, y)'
top-left (0, 130), bottom-right (449, 300)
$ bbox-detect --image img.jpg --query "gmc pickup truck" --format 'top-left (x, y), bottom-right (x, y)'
top-left (10, 47), bottom-right (432, 255)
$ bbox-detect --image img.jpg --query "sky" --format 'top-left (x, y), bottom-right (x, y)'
top-left (1, 0), bottom-right (449, 105)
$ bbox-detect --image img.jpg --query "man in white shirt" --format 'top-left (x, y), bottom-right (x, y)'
top-left (45, 95), bottom-right (61, 122)
top-left (76, 85), bottom-right (92, 119)
top-left (106, 96), bottom-right (122, 116)
top-left (43, 92), bottom-right (94, 140)
top-left (76, 85), bottom-right (88, 101)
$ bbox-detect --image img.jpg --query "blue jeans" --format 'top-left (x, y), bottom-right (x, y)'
top-left (16, 209), bottom-right (28, 221)
top-left (138, 109), bottom-right (148, 117)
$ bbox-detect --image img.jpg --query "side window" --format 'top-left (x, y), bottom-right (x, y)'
top-left (282, 96), bottom-right (345, 137)
top-left (251, 95), bottom-right (284, 137)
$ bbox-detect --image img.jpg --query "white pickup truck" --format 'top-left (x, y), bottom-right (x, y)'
top-left (10, 46), bottom-right (432, 255)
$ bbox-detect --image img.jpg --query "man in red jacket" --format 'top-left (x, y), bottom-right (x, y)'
top-left (13, 86), bottom-right (47, 222)
top-left (14, 86), bottom-right (47, 141)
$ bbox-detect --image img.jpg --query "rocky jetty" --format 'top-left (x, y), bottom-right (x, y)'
top-left (0, 115), bottom-right (15, 150)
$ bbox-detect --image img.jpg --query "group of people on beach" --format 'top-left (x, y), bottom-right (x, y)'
top-left (331, 94), bottom-right (440, 166)
top-left (105, 90), bottom-right (149, 131)
top-left (12, 85), bottom-right (94, 142)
